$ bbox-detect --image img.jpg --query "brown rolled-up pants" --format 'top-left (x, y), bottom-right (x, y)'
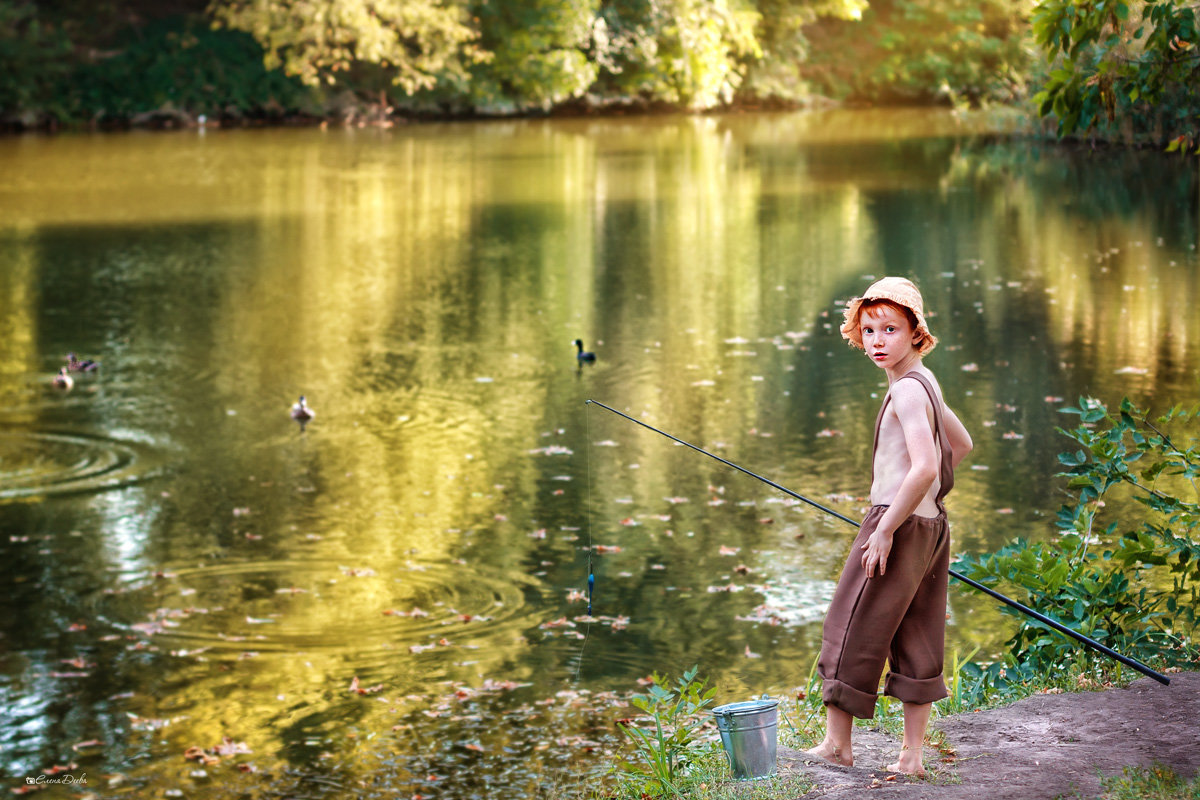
top-left (817, 504), bottom-right (950, 719)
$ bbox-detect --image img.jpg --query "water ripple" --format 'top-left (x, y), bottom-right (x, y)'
top-left (0, 429), bottom-right (163, 501)
top-left (107, 559), bottom-right (542, 661)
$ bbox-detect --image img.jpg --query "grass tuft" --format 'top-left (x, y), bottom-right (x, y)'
top-left (1096, 764), bottom-right (1200, 800)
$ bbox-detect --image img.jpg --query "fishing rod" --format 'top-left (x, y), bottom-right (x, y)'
top-left (585, 399), bottom-right (1171, 687)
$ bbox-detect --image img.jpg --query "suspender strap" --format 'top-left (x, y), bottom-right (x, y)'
top-left (869, 371), bottom-right (955, 504)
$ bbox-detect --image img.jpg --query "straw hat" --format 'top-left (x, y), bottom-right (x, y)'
top-left (840, 276), bottom-right (937, 356)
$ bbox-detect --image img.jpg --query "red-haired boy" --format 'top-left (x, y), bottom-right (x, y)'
top-left (807, 276), bottom-right (973, 776)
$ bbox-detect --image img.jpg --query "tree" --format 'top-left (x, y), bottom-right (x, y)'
top-left (1031, 0), bottom-right (1200, 149)
top-left (743, 0), bottom-right (867, 103)
top-left (0, 1), bottom-right (73, 121)
top-left (469, 0), bottom-right (601, 111)
top-left (800, 0), bottom-right (1034, 107)
top-left (592, 0), bottom-right (762, 109)
top-left (209, 0), bottom-right (483, 94)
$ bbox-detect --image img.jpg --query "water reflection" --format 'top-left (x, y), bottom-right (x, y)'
top-left (0, 111), bottom-right (1196, 796)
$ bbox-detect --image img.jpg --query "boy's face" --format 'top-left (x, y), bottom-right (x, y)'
top-left (859, 303), bottom-right (920, 369)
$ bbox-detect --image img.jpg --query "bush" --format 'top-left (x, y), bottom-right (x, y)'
top-left (0, 2), bottom-right (74, 123)
top-left (954, 398), bottom-right (1200, 694)
top-left (801, 0), bottom-right (1034, 107)
top-left (67, 15), bottom-right (311, 123)
top-left (1, 7), bottom-right (313, 127)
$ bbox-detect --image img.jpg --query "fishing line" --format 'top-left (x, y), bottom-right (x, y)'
top-left (585, 404), bottom-right (595, 616)
top-left (572, 403), bottom-right (596, 682)
top-left (585, 398), bottom-right (1171, 687)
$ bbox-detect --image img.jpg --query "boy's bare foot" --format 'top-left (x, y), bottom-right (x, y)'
top-left (804, 740), bottom-right (853, 768)
top-left (886, 749), bottom-right (927, 778)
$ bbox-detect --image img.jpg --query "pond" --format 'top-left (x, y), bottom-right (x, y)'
top-left (0, 109), bottom-right (1197, 798)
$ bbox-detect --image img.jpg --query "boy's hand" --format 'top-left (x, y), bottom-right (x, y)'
top-left (860, 530), bottom-right (893, 578)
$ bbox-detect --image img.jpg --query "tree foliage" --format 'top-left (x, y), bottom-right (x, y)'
top-left (802, 0), bottom-right (1034, 106)
top-left (743, 0), bottom-right (867, 101)
top-left (468, 0), bottom-right (600, 111)
top-left (591, 0), bottom-right (763, 109)
top-left (209, 0), bottom-right (484, 94)
top-left (70, 15), bottom-right (310, 120)
top-left (1, 0), bottom-right (1051, 124)
top-left (1031, 0), bottom-right (1200, 148)
top-left (0, 2), bottom-right (74, 122)
top-left (0, 2), bottom-right (308, 126)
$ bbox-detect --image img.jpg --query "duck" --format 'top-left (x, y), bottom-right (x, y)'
top-left (66, 353), bottom-right (99, 372)
top-left (290, 395), bottom-right (315, 424)
top-left (573, 339), bottom-right (596, 362)
top-left (53, 367), bottom-right (74, 390)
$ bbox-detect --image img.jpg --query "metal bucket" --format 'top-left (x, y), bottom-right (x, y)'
top-left (712, 697), bottom-right (779, 780)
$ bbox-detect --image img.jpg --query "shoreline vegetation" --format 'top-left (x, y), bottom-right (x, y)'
top-left (2, 0), bottom-right (1195, 149)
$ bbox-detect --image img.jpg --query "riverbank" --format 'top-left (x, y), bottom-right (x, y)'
top-left (0, 90), bottom-right (855, 136)
top-left (775, 672), bottom-right (1199, 800)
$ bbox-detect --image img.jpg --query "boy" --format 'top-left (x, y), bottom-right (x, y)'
top-left (806, 276), bottom-right (973, 776)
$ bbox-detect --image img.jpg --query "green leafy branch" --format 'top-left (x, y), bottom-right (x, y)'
top-left (1030, 0), bottom-right (1200, 147)
top-left (954, 398), bottom-right (1200, 691)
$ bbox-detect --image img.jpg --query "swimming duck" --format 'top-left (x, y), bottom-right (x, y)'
top-left (66, 353), bottom-right (99, 372)
top-left (290, 395), bottom-right (315, 424)
top-left (53, 367), bottom-right (74, 390)
top-left (573, 339), bottom-right (596, 362)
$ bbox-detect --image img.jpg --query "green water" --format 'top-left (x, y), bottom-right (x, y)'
top-left (0, 110), bottom-right (1197, 797)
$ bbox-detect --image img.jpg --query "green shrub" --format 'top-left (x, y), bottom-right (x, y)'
top-left (0, 1), bottom-right (74, 121)
top-left (801, 0), bottom-right (1034, 106)
top-left (954, 398), bottom-right (1200, 694)
top-left (67, 15), bottom-right (311, 121)
top-left (611, 665), bottom-right (718, 798)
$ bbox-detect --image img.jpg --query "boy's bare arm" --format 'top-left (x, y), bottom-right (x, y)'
top-left (943, 403), bottom-right (973, 468)
top-left (860, 381), bottom-right (940, 578)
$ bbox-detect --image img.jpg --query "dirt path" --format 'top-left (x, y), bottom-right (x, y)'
top-left (775, 672), bottom-right (1200, 799)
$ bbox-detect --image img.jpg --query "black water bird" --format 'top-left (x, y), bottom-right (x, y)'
top-left (573, 339), bottom-right (596, 362)
top-left (66, 353), bottom-right (99, 372)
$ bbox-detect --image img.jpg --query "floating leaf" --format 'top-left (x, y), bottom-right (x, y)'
top-left (528, 445), bottom-right (573, 456)
top-left (183, 747), bottom-right (219, 766)
top-left (539, 617), bottom-right (576, 630)
top-left (213, 738), bottom-right (252, 757)
top-left (349, 677), bottom-right (383, 695)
